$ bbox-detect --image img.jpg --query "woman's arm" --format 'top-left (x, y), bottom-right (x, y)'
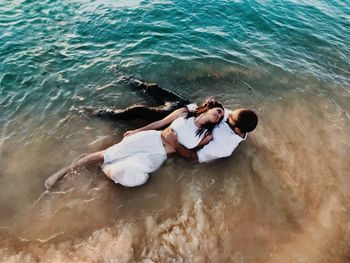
top-left (124, 108), bottom-right (187, 137)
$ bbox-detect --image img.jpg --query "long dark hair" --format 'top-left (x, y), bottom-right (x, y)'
top-left (185, 101), bottom-right (224, 137)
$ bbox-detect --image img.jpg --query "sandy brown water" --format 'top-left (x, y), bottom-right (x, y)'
top-left (0, 76), bottom-right (349, 263)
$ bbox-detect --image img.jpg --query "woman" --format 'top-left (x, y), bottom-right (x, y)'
top-left (45, 101), bottom-right (225, 189)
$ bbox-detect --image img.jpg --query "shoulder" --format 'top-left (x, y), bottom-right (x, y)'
top-left (172, 107), bottom-right (188, 117)
top-left (209, 123), bottom-right (245, 152)
top-left (212, 122), bottom-right (233, 138)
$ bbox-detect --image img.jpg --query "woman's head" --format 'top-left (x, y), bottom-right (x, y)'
top-left (206, 106), bottom-right (225, 123)
top-left (186, 101), bottom-right (225, 136)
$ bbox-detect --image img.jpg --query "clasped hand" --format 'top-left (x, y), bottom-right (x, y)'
top-left (162, 127), bottom-right (178, 147)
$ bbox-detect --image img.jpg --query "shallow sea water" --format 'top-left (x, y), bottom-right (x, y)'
top-left (0, 0), bottom-right (349, 262)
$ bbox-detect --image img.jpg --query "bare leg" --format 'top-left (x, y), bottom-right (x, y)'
top-left (45, 151), bottom-right (105, 190)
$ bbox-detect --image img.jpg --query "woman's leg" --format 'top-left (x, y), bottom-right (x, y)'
top-left (45, 151), bottom-right (105, 190)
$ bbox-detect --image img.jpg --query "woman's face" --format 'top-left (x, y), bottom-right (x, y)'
top-left (207, 107), bottom-right (224, 123)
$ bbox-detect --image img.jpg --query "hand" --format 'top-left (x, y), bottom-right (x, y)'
top-left (197, 131), bottom-right (213, 147)
top-left (203, 97), bottom-right (216, 107)
top-left (124, 129), bottom-right (139, 137)
top-left (162, 127), bottom-right (178, 147)
top-left (203, 131), bottom-right (213, 143)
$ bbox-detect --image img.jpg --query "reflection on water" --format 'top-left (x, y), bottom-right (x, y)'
top-left (0, 84), bottom-right (349, 262)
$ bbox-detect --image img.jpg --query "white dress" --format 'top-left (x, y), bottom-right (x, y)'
top-left (102, 116), bottom-right (203, 187)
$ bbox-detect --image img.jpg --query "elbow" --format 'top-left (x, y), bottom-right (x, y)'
top-left (179, 150), bottom-right (198, 162)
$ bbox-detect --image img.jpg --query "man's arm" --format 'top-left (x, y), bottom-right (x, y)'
top-left (173, 142), bottom-right (199, 162)
top-left (167, 125), bottom-right (239, 163)
top-left (162, 128), bottom-right (199, 162)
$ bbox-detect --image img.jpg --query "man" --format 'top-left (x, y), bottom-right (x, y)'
top-left (82, 77), bottom-right (258, 163)
top-left (162, 107), bottom-right (257, 162)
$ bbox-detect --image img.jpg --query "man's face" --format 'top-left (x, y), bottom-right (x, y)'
top-left (226, 109), bottom-right (244, 133)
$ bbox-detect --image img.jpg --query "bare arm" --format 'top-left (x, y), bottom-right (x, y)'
top-left (174, 142), bottom-right (199, 162)
top-left (124, 108), bottom-right (187, 137)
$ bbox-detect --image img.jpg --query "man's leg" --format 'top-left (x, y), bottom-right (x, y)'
top-left (81, 78), bottom-right (190, 122)
top-left (45, 151), bottom-right (104, 190)
top-left (128, 78), bottom-right (191, 105)
top-left (88, 104), bottom-right (182, 122)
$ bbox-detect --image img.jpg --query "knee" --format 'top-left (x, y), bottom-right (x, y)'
top-left (127, 105), bottom-right (146, 111)
top-left (125, 105), bottom-right (148, 117)
top-left (103, 167), bottom-right (113, 179)
top-left (144, 83), bottom-right (159, 92)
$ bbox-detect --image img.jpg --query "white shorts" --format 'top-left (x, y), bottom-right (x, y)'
top-left (102, 130), bottom-right (167, 187)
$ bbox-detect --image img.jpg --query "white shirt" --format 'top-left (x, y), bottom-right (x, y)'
top-left (170, 116), bottom-right (205, 149)
top-left (186, 104), bottom-right (247, 163)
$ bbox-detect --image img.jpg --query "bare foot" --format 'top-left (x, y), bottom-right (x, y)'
top-left (44, 154), bottom-right (88, 190)
top-left (45, 167), bottom-right (71, 190)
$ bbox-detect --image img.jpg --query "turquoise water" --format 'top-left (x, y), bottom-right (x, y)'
top-left (0, 0), bottom-right (350, 262)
